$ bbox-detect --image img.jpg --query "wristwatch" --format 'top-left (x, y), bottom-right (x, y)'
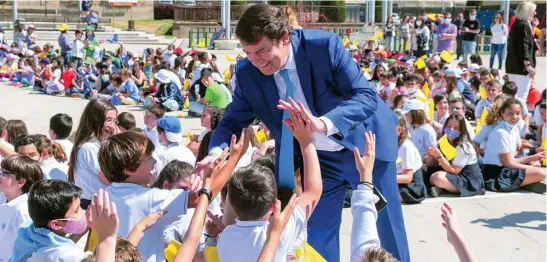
top-left (198, 188), bottom-right (212, 203)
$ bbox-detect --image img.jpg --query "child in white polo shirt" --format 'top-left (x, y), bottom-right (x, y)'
top-left (217, 113), bottom-right (323, 262)
top-left (0, 155), bottom-right (43, 262)
top-left (100, 131), bottom-right (247, 262)
top-left (49, 113), bottom-right (73, 162)
top-left (156, 116), bottom-right (196, 174)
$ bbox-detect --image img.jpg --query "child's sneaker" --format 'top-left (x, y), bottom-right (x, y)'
top-left (12, 82), bottom-right (22, 87)
top-left (71, 93), bottom-right (84, 99)
top-left (429, 186), bottom-right (443, 198)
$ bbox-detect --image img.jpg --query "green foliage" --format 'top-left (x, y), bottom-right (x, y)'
top-left (319, 0), bottom-right (346, 23)
top-left (231, 0), bottom-right (248, 6)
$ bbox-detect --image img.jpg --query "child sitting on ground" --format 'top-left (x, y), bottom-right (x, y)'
top-left (10, 180), bottom-right (91, 261)
top-left (49, 113), bottom-right (73, 160)
top-left (394, 112), bottom-right (426, 204)
top-left (143, 102), bottom-right (166, 150)
top-left (0, 155), bottom-right (43, 262)
top-left (157, 116), bottom-right (196, 173)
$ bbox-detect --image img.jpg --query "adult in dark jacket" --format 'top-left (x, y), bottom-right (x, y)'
top-left (506, 1), bottom-right (537, 104)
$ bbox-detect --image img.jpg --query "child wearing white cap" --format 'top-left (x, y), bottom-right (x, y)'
top-left (156, 116), bottom-right (196, 174)
top-left (401, 99), bottom-right (437, 157)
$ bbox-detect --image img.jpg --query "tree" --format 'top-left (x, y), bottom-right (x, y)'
top-left (231, 0), bottom-right (248, 6)
top-left (319, 0), bottom-right (346, 23)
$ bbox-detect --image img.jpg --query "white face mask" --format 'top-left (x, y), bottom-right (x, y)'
top-left (470, 15), bottom-right (476, 21)
top-left (416, 21), bottom-right (422, 26)
top-left (503, 120), bottom-right (517, 130)
top-left (407, 87), bottom-right (417, 94)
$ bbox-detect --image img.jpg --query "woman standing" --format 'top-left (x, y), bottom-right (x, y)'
top-left (385, 16), bottom-right (394, 51)
top-left (398, 16), bottom-right (411, 52)
top-left (412, 17), bottom-right (430, 57)
top-left (490, 13), bottom-right (508, 70)
top-left (505, 1), bottom-right (537, 103)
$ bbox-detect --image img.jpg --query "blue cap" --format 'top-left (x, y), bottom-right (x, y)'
top-left (158, 116), bottom-right (182, 142)
top-left (39, 58), bottom-right (51, 65)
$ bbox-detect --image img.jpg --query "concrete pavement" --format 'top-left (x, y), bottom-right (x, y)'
top-left (0, 55), bottom-right (545, 261)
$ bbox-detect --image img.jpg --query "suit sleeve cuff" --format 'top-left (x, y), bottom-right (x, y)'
top-left (319, 116), bottom-right (340, 137)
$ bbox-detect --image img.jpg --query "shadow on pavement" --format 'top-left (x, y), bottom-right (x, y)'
top-left (470, 211), bottom-right (546, 231)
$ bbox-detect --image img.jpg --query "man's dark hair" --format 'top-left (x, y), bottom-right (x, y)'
top-left (253, 155), bottom-right (275, 174)
top-left (28, 180), bottom-right (82, 228)
top-left (13, 134), bottom-right (43, 153)
top-left (50, 113), bottom-right (73, 139)
top-left (228, 164), bottom-right (277, 221)
top-left (235, 4), bottom-right (291, 44)
top-left (118, 112), bottom-right (136, 131)
top-left (502, 81), bottom-right (518, 97)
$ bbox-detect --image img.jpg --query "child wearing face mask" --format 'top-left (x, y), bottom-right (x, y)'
top-left (394, 112), bottom-right (427, 204)
top-left (404, 73), bottom-right (431, 119)
top-left (401, 99), bottom-right (437, 158)
top-left (10, 180), bottom-right (92, 262)
top-left (427, 114), bottom-right (485, 197)
top-left (482, 98), bottom-right (546, 192)
top-left (379, 71), bottom-right (397, 107)
top-left (0, 155), bottom-right (43, 262)
top-left (430, 70), bottom-right (446, 97)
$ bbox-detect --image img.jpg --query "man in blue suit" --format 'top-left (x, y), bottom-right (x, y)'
top-left (208, 4), bottom-right (409, 261)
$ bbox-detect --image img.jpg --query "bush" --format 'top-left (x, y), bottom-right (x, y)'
top-left (319, 0), bottom-right (346, 23)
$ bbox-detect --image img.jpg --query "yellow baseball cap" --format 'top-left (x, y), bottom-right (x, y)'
top-left (59, 24), bottom-right (69, 31)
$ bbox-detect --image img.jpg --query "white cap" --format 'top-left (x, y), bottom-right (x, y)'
top-left (212, 72), bottom-right (224, 83)
top-left (401, 99), bottom-right (426, 114)
top-left (154, 69), bottom-right (171, 84)
top-left (25, 50), bottom-right (34, 57)
top-left (468, 63), bottom-right (480, 73)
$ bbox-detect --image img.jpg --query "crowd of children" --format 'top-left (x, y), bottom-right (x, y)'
top-left (0, 22), bottom-right (545, 262)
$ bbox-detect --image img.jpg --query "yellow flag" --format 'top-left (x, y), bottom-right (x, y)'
top-left (84, 230), bottom-right (98, 252)
top-left (184, 79), bottom-right (191, 89)
top-left (429, 98), bottom-right (435, 121)
top-left (415, 59), bottom-right (426, 70)
top-left (475, 120), bottom-right (483, 134)
top-left (255, 130), bottom-right (267, 144)
top-left (224, 54), bottom-right (236, 62)
top-left (304, 242), bottom-right (327, 262)
top-left (164, 240), bottom-right (182, 262)
top-left (422, 82), bottom-right (431, 100)
top-left (438, 135), bottom-right (457, 161)
top-left (396, 157), bottom-right (403, 164)
top-left (204, 246), bottom-right (221, 262)
top-left (419, 55), bottom-right (427, 61)
top-left (480, 108), bottom-right (489, 125)
top-left (440, 50), bottom-right (453, 63)
top-left (183, 97), bottom-right (190, 110)
top-left (479, 86), bottom-right (487, 99)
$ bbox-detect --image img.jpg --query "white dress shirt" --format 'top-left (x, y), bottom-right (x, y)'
top-left (274, 48), bottom-right (343, 151)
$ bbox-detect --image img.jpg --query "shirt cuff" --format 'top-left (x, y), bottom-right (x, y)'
top-left (209, 147), bottom-right (224, 157)
top-left (319, 116), bottom-right (340, 137)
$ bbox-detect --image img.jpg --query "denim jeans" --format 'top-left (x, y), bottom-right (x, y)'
top-left (463, 40), bottom-right (476, 61)
top-left (456, 35), bottom-right (463, 59)
top-left (489, 43), bottom-right (505, 69)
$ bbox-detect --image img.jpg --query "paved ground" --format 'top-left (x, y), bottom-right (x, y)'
top-left (0, 54), bottom-right (545, 261)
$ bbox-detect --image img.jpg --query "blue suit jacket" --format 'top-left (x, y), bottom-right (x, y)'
top-left (210, 29), bottom-right (398, 173)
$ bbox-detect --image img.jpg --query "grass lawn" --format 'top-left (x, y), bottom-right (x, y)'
top-left (113, 19), bottom-right (173, 36)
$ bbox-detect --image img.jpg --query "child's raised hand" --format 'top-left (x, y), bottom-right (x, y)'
top-left (267, 194), bottom-right (298, 238)
top-left (87, 189), bottom-right (118, 241)
top-left (428, 146), bottom-right (442, 158)
top-left (286, 112), bottom-right (313, 145)
top-left (133, 210), bottom-right (166, 233)
top-left (353, 131), bottom-right (376, 183)
top-left (229, 128), bottom-right (250, 160)
top-left (441, 203), bottom-right (460, 245)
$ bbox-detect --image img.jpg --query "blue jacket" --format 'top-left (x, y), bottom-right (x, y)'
top-left (210, 29), bottom-right (398, 176)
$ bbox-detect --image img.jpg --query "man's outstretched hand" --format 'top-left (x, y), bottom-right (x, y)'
top-left (277, 97), bottom-right (327, 134)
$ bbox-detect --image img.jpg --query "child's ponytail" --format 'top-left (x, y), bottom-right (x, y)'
top-left (39, 135), bottom-right (68, 163)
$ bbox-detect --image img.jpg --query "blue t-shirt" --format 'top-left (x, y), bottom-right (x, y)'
top-left (124, 80), bottom-right (140, 102)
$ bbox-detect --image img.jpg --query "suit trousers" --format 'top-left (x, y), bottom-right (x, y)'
top-left (299, 149), bottom-right (410, 262)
